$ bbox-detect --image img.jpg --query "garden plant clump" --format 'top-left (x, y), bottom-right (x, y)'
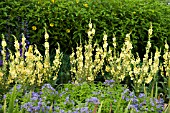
top-left (0, 82), bottom-right (166, 113)
top-left (0, 20), bottom-right (169, 112)
top-left (0, 0), bottom-right (170, 112)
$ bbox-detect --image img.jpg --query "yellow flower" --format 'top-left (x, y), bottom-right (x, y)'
top-left (0, 72), bottom-right (3, 77)
top-left (145, 76), bottom-right (153, 84)
top-left (50, 23), bottom-right (54, 27)
top-left (76, 0), bottom-right (79, 3)
top-left (44, 42), bottom-right (49, 48)
top-left (51, 0), bottom-right (55, 3)
top-left (32, 26), bottom-right (37, 30)
top-left (66, 29), bottom-right (70, 33)
top-left (83, 3), bottom-right (88, 8)
top-left (133, 12), bottom-right (136, 14)
top-left (1, 39), bottom-right (7, 47)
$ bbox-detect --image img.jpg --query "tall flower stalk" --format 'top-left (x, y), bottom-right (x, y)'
top-left (0, 28), bottom-right (62, 90)
top-left (70, 19), bottom-right (107, 83)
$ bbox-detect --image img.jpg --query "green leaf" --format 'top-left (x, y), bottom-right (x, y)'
top-left (48, 104), bottom-right (53, 113)
top-left (155, 82), bottom-right (158, 98)
top-left (97, 101), bottom-right (103, 113)
top-left (8, 85), bottom-right (17, 113)
top-left (115, 94), bottom-right (123, 113)
top-left (125, 100), bottom-right (132, 113)
top-left (3, 98), bottom-right (6, 113)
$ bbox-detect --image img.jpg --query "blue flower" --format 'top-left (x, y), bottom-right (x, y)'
top-left (103, 79), bottom-right (115, 86)
top-left (138, 93), bottom-right (145, 98)
top-left (80, 107), bottom-right (89, 113)
top-left (16, 84), bottom-right (22, 90)
top-left (150, 98), bottom-right (155, 106)
top-left (87, 97), bottom-right (100, 104)
top-left (60, 109), bottom-right (65, 113)
top-left (42, 84), bottom-right (55, 91)
top-left (31, 92), bottom-right (39, 101)
top-left (0, 104), bottom-right (2, 109)
top-left (129, 92), bottom-right (135, 97)
top-left (122, 88), bottom-right (130, 94)
top-left (128, 104), bottom-right (139, 112)
top-left (3, 95), bottom-right (6, 99)
top-left (155, 98), bottom-right (164, 104)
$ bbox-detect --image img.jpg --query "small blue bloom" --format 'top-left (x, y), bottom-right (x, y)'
top-left (42, 84), bottom-right (55, 91)
top-left (80, 107), bottom-right (89, 113)
top-left (104, 79), bottom-right (115, 85)
top-left (87, 97), bottom-right (100, 104)
top-left (60, 109), bottom-right (65, 113)
top-left (138, 93), bottom-right (145, 98)
top-left (122, 89), bottom-right (130, 94)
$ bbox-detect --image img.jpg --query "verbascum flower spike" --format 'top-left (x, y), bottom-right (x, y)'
top-left (21, 33), bottom-right (26, 57)
top-left (89, 18), bottom-right (92, 29)
top-left (1, 34), bottom-right (7, 48)
top-left (148, 22), bottom-right (153, 38)
top-left (1, 34), bottom-right (7, 59)
top-left (12, 35), bottom-right (20, 50)
top-left (1, 34), bottom-right (7, 68)
top-left (165, 40), bottom-right (169, 50)
top-left (44, 27), bottom-right (49, 41)
top-left (112, 34), bottom-right (116, 47)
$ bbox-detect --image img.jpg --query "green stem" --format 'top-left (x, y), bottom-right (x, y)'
top-left (168, 72), bottom-right (170, 103)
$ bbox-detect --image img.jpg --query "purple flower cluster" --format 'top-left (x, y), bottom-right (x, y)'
top-left (103, 79), bottom-right (115, 86)
top-left (86, 97), bottom-right (100, 105)
top-left (20, 83), bottom-right (94, 113)
top-left (21, 91), bottom-right (46, 112)
top-left (71, 107), bottom-right (92, 113)
top-left (2, 81), bottom-right (165, 113)
top-left (121, 88), bottom-right (164, 112)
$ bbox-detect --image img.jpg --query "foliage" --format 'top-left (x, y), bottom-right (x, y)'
top-left (0, 0), bottom-right (170, 57)
top-left (1, 81), bottom-right (167, 113)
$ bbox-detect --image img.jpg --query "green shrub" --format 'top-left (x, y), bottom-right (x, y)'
top-left (0, 0), bottom-right (170, 58)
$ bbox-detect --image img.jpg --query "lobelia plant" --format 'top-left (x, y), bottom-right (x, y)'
top-left (1, 79), bottom-right (166, 113)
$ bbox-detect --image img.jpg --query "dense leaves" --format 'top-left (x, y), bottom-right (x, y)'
top-left (0, 0), bottom-right (170, 57)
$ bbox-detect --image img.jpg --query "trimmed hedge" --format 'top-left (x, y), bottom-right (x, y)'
top-left (0, 0), bottom-right (170, 58)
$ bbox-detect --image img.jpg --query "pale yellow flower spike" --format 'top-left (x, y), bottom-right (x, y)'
top-left (148, 22), bottom-right (153, 38)
top-left (44, 27), bottom-right (49, 41)
top-left (1, 34), bottom-right (7, 47)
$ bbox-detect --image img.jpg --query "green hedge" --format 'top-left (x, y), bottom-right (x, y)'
top-left (0, 0), bottom-right (170, 58)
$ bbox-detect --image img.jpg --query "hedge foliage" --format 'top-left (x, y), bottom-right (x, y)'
top-left (0, 0), bottom-right (170, 58)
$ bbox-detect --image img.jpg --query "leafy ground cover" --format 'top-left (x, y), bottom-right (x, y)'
top-left (0, 81), bottom-right (166, 113)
